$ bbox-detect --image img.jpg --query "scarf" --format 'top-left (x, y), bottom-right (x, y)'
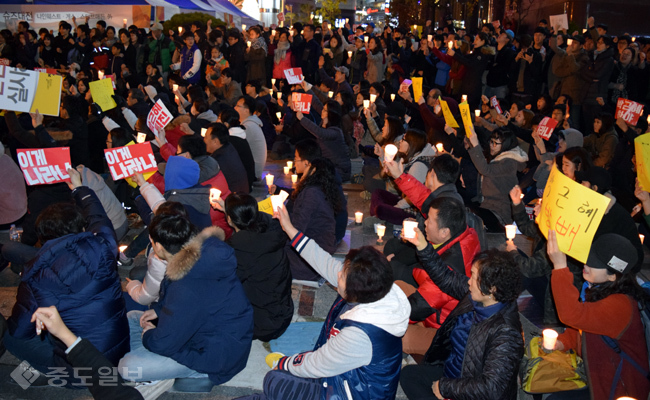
top-left (274, 40), bottom-right (290, 64)
top-left (251, 37), bottom-right (268, 55)
top-left (610, 63), bottom-right (630, 103)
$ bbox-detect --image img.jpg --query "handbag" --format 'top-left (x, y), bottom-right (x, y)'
top-left (520, 336), bottom-right (588, 393)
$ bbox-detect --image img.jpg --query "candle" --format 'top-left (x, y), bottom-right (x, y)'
top-left (391, 93), bottom-right (396, 101)
top-left (136, 132), bottom-right (146, 143)
top-left (276, 111), bottom-right (282, 120)
top-left (412, 24), bottom-right (417, 31)
top-left (178, 27), bottom-right (183, 34)
top-left (242, 24), bottom-right (246, 31)
top-left (97, 70), bottom-right (104, 80)
top-left (427, 34), bottom-right (432, 42)
top-left (247, 41), bottom-right (251, 47)
top-left (271, 78), bottom-right (276, 85)
top-left (269, 89), bottom-right (274, 96)
top-left (363, 99), bottom-right (370, 109)
top-left (647, 115), bottom-right (650, 125)
top-left (436, 143), bottom-right (444, 152)
top-left (403, 220), bottom-right (418, 239)
top-left (567, 38), bottom-right (573, 46)
top-left (272, 29), bottom-right (276, 36)
top-left (582, 28), bottom-right (587, 33)
top-left (461, 94), bottom-right (467, 103)
top-left (201, 128), bottom-right (207, 137)
top-left (277, 91), bottom-right (282, 99)
top-left (348, 51), bottom-right (352, 58)
top-left (376, 224), bottom-right (386, 243)
top-left (123, 18), bottom-right (128, 25)
top-left (355, 211), bottom-right (363, 224)
top-left (520, 193), bottom-right (525, 199)
top-left (474, 110), bottom-right (480, 117)
top-left (632, 37), bottom-right (636, 42)
top-left (265, 174), bottom-right (274, 186)
top-left (172, 84), bottom-right (178, 91)
top-left (270, 195), bottom-right (284, 212)
top-left (328, 91), bottom-right (334, 98)
top-left (542, 329), bottom-right (558, 351)
top-left (505, 224), bottom-right (517, 240)
top-left (640, 234), bottom-right (645, 244)
top-left (448, 40), bottom-right (454, 49)
top-left (119, 245), bottom-right (128, 253)
top-left (370, 93), bottom-right (377, 103)
top-left (283, 166), bottom-right (290, 174)
top-left (301, 30), bottom-right (304, 35)
top-left (175, 94), bottom-right (179, 102)
top-left (364, 36), bottom-right (369, 43)
top-left (209, 188), bottom-right (221, 201)
top-left (384, 144), bottom-right (398, 162)
top-left (287, 161), bottom-right (293, 168)
top-left (291, 174), bottom-right (298, 183)
top-left (346, 18), bottom-right (349, 23)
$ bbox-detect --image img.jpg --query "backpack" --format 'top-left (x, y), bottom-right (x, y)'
top-left (600, 283), bottom-right (650, 400)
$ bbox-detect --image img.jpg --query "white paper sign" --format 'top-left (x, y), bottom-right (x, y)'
top-left (549, 14), bottom-right (569, 31)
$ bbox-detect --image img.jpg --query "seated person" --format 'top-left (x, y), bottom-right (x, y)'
top-left (118, 213), bottom-right (254, 386)
top-left (238, 204), bottom-right (410, 400)
top-left (546, 232), bottom-right (650, 400)
top-left (224, 193), bottom-right (294, 342)
top-left (4, 168), bottom-right (129, 382)
top-left (400, 231), bottom-right (524, 400)
top-left (204, 122), bottom-right (250, 194)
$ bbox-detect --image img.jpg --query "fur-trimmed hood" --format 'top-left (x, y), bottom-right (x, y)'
top-left (165, 226), bottom-right (227, 281)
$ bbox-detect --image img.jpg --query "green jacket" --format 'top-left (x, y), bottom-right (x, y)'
top-left (147, 35), bottom-right (175, 72)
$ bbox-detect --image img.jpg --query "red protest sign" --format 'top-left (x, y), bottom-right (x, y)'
top-left (293, 93), bottom-right (312, 113)
top-left (283, 68), bottom-right (303, 84)
top-left (537, 117), bottom-right (559, 140)
top-left (104, 142), bottom-right (157, 181)
top-left (147, 99), bottom-right (173, 134)
top-left (277, 12), bottom-right (284, 22)
top-left (17, 147), bottom-right (71, 186)
top-left (616, 98), bottom-right (644, 125)
top-left (490, 96), bottom-right (502, 114)
top-left (34, 68), bottom-right (59, 75)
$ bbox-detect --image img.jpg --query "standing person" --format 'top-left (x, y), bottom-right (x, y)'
top-left (53, 21), bottom-right (74, 68)
top-left (546, 231), bottom-right (650, 400)
top-left (549, 35), bottom-right (588, 131)
top-left (272, 30), bottom-right (293, 80)
top-left (485, 31), bottom-right (516, 99)
top-left (225, 29), bottom-right (246, 83)
top-left (348, 36), bottom-right (367, 85)
top-left (236, 95), bottom-right (267, 182)
top-left (366, 37), bottom-right (385, 84)
top-left (172, 32), bottom-right (202, 85)
top-left (245, 26), bottom-right (268, 84)
top-left (448, 32), bottom-right (494, 109)
top-left (298, 24), bottom-right (321, 83)
top-left (146, 22), bottom-right (175, 87)
top-left (580, 35), bottom-right (615, 134)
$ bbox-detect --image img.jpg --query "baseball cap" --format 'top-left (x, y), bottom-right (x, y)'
top-left (334, 66), bottom-right (349, 77)
top-left (586, 233), bottom-right (638, 275)
top-left (150, 22), bottom-right (163, 31)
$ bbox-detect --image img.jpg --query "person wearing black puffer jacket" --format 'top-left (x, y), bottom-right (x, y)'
top-left (400, 229), bottom-right (524, 400)
top-left (450, 32), bottom-right (495, 109)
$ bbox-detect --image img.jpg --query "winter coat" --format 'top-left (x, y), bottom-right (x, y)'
top-left (242, 115), bottom-right (268, 180)
top-left (214, 80), bottom-right (243, 107)
top-left (209, 143), bottom-right (250, 194)
top-left (549, 40), bottom-right (589, 104)
top-left (299, 118), bottom-right (351, 181)
top-left (486, 45), bottom-right (516, 88)
top-left (533, 128), bottom-right (584, 190)
top-left (147, 34), bottom-right (175, 72)
top-left (509, 49), bottom-right (544, 98)
top-left (126, 251), bottom-right (167, 305)
top-left (0, 144), bottom-right (27, 224)
top-left (552, 268), bottom-right (650, 400)
top-left (227, 214), bottom-right (293, 341)
top-left (581, 47), bottom-right (615, 102)
top-left (143, 226), bottom-right (254, 384)
top-left (583, 127), bottom-right (619, 168)
top-left (272, 47), bottom-right (293, 79)
top-left (318, 68), bottom-right (354, 97)
top-left (418, 244), bottom-right (523, 399)
top-left (453, 45), bottom-right (495, 107)
top-left (468, 145), bottom-right (528, 224)
top-left (8, 187), bottom-right (129, 368)
top-left (366, 50), bottom-right (385, 83)
top-left (349, 47), bottom-right (367, 85)
top-left (230, 134), bottom-right (256, 192)
top-left (245, 44), bottom-right (267, 84)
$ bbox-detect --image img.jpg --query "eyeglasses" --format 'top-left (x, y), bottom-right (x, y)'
top-left (490, 139), bottom-right (503, 146)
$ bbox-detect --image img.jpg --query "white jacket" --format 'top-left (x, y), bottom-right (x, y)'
top-left (125, 251), bottom-right (167, 305)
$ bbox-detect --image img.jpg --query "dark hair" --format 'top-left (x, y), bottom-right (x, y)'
top-left (106, 26), bottom-right (115, 35)
top-left (109, 127), bottom-right (133, 148)
top-left (293, 158), bottom-right (342, 212)
top-left (382, 116), bottom-right (404, 145)
top-left (585, 271), bottom-right (650, 303)
top-left (192, 20), bottom-right (204, 30)
top-left (249, 26), bottom-right (261, 36)
top-left (182, 32), bottom-right (194, 41)
top-left (219, 107), bottom-right (242, 129)
top-left (224, 192), bottom-right (267, 233)
top-left (370, 82), bottom-right (384, 98)
top-left (295, 139), bottom-right (322, 162)
top-left (521, 109), bottom-right (535, 129)
top-left (595, 112), bottom-right (615, 135)
top-left (488, 127), bottom-right (518, 161)
top-left (428, 196), bottom-right (466, 238)
top-left (599, 35), bottom-right (613, 47)
top-left (324, 100), bottom-right (342, 128)
top-left (59, 21), bottom-right (72, 31)
top-left (431, 153), bottom-right (460, 184)
top-left (111, 42), bottom-right (124, 52)
top-left (476, 31), bottom-right (489, 45)
top-left (221, 67), bottom-right (234, 78)
top-left (552, 104), bottom-right (566, 114)
top-left (207, 122), bottom-right (230, 144)
top-left (149, 214), bottom-right (196, 255)
top-left (178, 134), bottom-right (207, 158)
top-left (36, 202), bottom-right (86, 243)
top-left (369, 36), bottom-right (383, 54)
top-left (561, 146), bottom-right (592, 174)
top-left (246, 80), bottom-right (261, 94)
top-left (128, 88), bottom-right (145, 104)
top-left (473, 250), bottom-right (521, 303)
top-left (77, 24), bottom-right (90, 37)
top-left (18, 20), bottom-right (30, 30)
top-left (155, 201), bottom-right (189, 218)
top-left (342, 246), bottom-right (393, 303)
top-left (238, 95), bottom-right (256, 114)
top-left (96, 20), bottom-right (107, 29)
top-left (193, 97), bottom-right (209, 114)
top-left (338, 90), bottom-right (354, 114)
top-left (187, 85), bottom-right (205, 103)
top-left (401, 129), bottom-right (428, 162)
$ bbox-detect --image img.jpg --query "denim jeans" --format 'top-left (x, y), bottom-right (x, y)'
top-left (117, 311), bottom-right (208, 382)
top-left (484, 85), bottom-right (508, 100)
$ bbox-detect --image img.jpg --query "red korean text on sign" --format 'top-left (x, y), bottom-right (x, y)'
top-left (146, 99), bottom-right (173, 134)
top-left (104, 142), bottom-right (158, 181)
top-left (283, 68), bottom-right (304, 84)
top-left (537, 117), bottom-right (558, 140)
top-left (490, 96), bottom-right (502, 114)
top-left (17, 147), bottom-right (71, 186)
top-left (616, 98), bottom-right (644, 125)
top-left (293, 93), bottom-right (312, 113)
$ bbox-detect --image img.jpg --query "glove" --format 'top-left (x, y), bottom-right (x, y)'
top-left (90, 102), bottom-right (104, 118)
top-left (112, 94), bottom-right (127, 109)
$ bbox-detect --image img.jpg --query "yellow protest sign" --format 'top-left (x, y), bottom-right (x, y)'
top-left (412, 77), bottom-right (423, 103)
top-left (89, 78), bottom-right (117, 112)
top-left (536, 166), bottom-right (611, 263)
top-left (458, 102), bottom-right (474, 137)
top-left (439, 97), bottom-right (459, 128)
top-left (258, 197), bottom-right (274, 215)
top-left (30, 73), bottom-right (62, 116)
top-left (635, 133), bottom-right (650, 191)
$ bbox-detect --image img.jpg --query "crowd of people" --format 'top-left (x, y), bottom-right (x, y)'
top-left (0, 11), bottom-right (649, 400)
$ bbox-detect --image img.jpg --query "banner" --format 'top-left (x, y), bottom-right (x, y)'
top-left (104, 142), bottom-right (157, 181)
top-left (146, 99), bottom-right (173, 134)
top-left (616, 98), bottom-right (644, 125)
top-left (283, 68), bottom-right (304, 84)
top-left (0, 66), bottom-right (62, 116)
top-left (537, 117), bottom-right (559, 140)
top-left (89, 78), bottom-right (117, 112)
top-left (16, 147), bottom-right (71, 186)
top-left (412, 77), bottom-right (423, 103)
top-left (490, 96), bottom-right (502, 114)
top-left (549, 14), bottom-right (569, 31)
top-left (293, 93), bottom-right (312, 113)
top-left (536, 166), bottom-right (611, 263)
top-left (439, 97), bottom-right (459, 128)
top-left (635, 133), bottom-right (650, 192)
top-left (458, 102), bottom-right (474, 137)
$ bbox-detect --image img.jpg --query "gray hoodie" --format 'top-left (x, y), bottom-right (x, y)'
top-left (242, 115), bottom-right (267, 180)
top-left (79, 167), bottom-right (128, 239)
top-left (533, 128), bottom-right (584, 190)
